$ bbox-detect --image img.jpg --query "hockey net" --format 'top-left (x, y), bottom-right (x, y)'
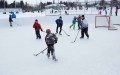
top-left (95, 16), bottom-right (117, 30)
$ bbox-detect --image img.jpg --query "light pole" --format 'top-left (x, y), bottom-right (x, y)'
top-left (40, 0), bottom-right (41, 10)
top-left (4, 0), bottom-right (6, 12)
top-left (14, 0), bottom-right (16, 8)
top-left (58, 0), bottom-right (61, 15)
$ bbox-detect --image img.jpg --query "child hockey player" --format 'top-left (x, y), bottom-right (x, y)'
top-left (9, 15), bottom-right (13, 27)
top-left (70, 16), bottom-right (76, 30)
top-left (55, 16), bottom-right (63, 35)
top-left (33, 19), bottom-right (43, 39)
top-left (115, 5), bottom-right (118, 16)
top-left (105, 9), bottom-right (107, 15)
top-left (45, 29), bottom-right (58, 61)
top-left (80, 15), bottom-right (89, 39)
top-left (77, 15), bottom-right (82, 30)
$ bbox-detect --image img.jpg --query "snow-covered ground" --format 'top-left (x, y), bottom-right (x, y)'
top-left (0, 10), bottom-right (120, 75)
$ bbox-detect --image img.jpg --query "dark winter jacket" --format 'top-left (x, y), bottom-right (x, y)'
top-left (45, 33), bottom-right (58, 45)
top-left (56, 18), bottom-right (63, 27)
top-left (77, 17), bottom-right (81, 24)
top-left (9, 15), bottom-right (13, 22)
top-left (33, 22), bottom-right (42, 31)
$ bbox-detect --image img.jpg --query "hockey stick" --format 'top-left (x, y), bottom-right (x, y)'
top-left (71, 30), bottom-right (80, 43)
top-left (33, 48), bottom-right (47, 56)
top-left (13, 21), bottom-right (21, 26)
top-left (62, 29), bottom-right (70, 36)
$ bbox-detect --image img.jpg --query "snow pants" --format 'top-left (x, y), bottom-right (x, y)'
top-left (47, 44), bottom-right (56, 59)
top-left (70, 24), bottom-right (75, 29)
top-left (56, 26), bottom-right (62, 34)
top-left (35, 30), bottom-right (41, 39)
top-left (81, 27), bottom-right (89, 38)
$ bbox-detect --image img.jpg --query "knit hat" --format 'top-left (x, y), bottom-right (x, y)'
top-left (35, 19), bottom-right (38, 21)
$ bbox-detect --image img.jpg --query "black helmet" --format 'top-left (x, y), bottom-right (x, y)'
top-left (59, 16), bottom-right (62, 18)
top-left (82, 15), bottom-right (84, 18)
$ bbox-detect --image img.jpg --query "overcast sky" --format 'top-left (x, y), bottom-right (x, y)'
top-left (6, 0), bottom-right (102, 5)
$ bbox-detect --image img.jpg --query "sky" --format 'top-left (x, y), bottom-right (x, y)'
top-left (6, 0), bottom-right (100, 5)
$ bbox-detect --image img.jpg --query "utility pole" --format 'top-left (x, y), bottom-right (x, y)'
top-left (58, 0), bottom-right (61, 15)
top-left (15, 0), bottom-right (16, 8)
top-left (53, 0), bottom-right (55, 4)
top-left (40, 0), bottom-right (41, 9)
top-left (4, 0), bottom-right (6, 12)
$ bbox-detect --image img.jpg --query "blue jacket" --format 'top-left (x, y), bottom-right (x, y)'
top-left (72, 18), bottom-right (76, 24)
top-left (56, 18), bottom-right (63, 27)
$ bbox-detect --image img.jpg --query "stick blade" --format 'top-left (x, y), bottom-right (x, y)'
top-left (71, 41), bottom-right (75, 43)
top-left (67, 35), bottom-right (70, 36)
top-left (33, 54), bottom-right (38, 56)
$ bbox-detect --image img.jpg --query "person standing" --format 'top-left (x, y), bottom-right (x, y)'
top-left (80, 15), bottom-right (89, 39)
top-left (77, 15), bottom-right (82, 30)
top-left (115, 5), bottom-right (118, 16)
top-left (45, 29), bottom-right (58, 61)
top-left (105, 9), bottom-right (107, 15)
top-left (33, 19), bottom-right (43, 39)
top-left (55, 16), bottom-right (63, 35)
top-left (99, 10), bottom-right (102, 15)
top-left (9, 15), bottom-right (13, 27)
top-left (70, 16), bottom-right (76, 30)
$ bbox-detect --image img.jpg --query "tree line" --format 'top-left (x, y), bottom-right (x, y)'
top-left (0, 0), bottom-right (119, 10)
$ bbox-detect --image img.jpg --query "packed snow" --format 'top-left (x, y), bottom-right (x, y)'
top-left (0, 10), bottom-right (120, 75)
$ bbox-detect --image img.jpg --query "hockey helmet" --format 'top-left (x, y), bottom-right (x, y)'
top-left (46, 29), bottom-right (51, 33)
top-left (59, 16), bottom-right (62, 18)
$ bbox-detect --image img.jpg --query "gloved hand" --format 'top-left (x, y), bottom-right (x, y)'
top-left (55, 40), bottom-right (57, 44)
top-left (41, 29), bottom-right (44, 32)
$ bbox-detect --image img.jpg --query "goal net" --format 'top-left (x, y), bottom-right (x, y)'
top-left (95, 16), bottom-right (117, 30)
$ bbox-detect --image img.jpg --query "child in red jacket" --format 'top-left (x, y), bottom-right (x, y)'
top-left (33, 19), bottom-right (43, 39)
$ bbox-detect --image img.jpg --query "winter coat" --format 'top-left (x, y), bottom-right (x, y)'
top-left (56, 18), bottom-right (63, 27)
top-left (33, 22), bottom-right (42, 31)
top-left (9, 15), bottom-right (13, 22)
top-left (116, 9), bottom-right (118, 13)
top-left (81, 19), bottom-right (88, 28)
top-left (45, 33), bottom-right (58, 45)
top-left (77, 17), bottom-right (81, 24)
top-left (72, 18), bottom-right (76, 24)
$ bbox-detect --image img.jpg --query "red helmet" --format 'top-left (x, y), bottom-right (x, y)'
top-left (46, 29), bottom-right (51, 33)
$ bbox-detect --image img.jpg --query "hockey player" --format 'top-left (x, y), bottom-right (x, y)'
top-left (33, 19), bottom-right (43, 39)
top-left (77, 15), bottom-right (82, 30)
top-left (80, 15), bottom-right (89, 39)
top-left (105, 9), bottom-right (107, 15)
top-left (55, 16), bottom-right (63, 35)
top-left (9, 15), bottom-right (13, 27)
top-left (99, 10), bottom-right (102, 15)
top-left (115, 5), bottom-right (118, 16)
top-left (70, 16), bottom-right (77, 30)
top-left (45, 29), bottom-right (58, 61)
